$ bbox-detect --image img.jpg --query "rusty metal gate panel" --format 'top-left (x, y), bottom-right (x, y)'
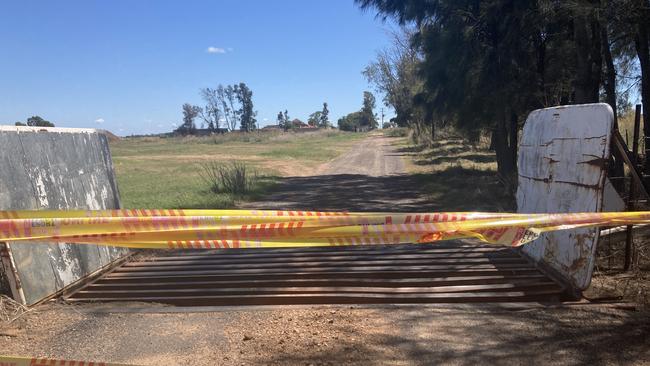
top-left (516, 103), bottom-right (614, 291)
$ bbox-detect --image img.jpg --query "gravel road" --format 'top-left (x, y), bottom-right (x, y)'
top-left (2, 303), bottom-right (649, 365)
top-left (318, 133), bottom-right (405, 176)
top-left (1, 133), bottom-right (649, 365)
top-left (240, 134), bottom-right (422, 212)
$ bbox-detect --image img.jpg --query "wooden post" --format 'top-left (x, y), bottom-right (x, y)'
top-left (624, 104), bottom-right (642, 271)
top-left (612, 132), bottom-right (650, 200)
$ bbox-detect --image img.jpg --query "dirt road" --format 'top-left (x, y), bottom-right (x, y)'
top-left (317, 133), bottom-right (405, 176)
top-left (2, 134), bottom-right (650, 365)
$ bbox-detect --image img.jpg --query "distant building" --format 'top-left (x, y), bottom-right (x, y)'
top-left (291, 119), bottom-right (316, 129)
top-left (260, 120), bottom-right (318, 132)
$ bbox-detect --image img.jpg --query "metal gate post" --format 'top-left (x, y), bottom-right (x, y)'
top-left (0, 242), bottom-right (27, 304)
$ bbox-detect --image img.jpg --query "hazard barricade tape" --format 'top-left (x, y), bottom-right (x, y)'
top-left (1, 210), bottom-right (649, 248)
top-left (0, 355), bottom-right (137, 366)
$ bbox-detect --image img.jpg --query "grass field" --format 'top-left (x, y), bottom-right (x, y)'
top-left (109, 130), bottom-right (365, 208)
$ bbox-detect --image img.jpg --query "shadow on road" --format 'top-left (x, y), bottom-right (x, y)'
top-left (244, 169), bottom-right (515, 212)
top-left (256, 307), bottom-right (650, 365)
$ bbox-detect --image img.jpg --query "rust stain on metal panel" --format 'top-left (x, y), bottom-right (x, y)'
top-left (567, 233), bottom-right (594, 273)
top-left (578, 156), bottom-right (608, 168)
top-left (552, 180), bottom-right (601, 189)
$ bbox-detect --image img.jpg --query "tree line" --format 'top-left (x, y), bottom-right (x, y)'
top-left (14, 116), bottom-right (55, 127)
top-left (177, 84), bottom-right (340, 134)
top-left (358, 0), bottom-right (650, 184)
top-left (176, 82), bottom-right (257, 135)
top-left (338, 91), bottom-right (379, 131)
top-left (276, 102), bottom-right (331, 130)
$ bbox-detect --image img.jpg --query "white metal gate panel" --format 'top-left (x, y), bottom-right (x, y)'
top-left (516, 103), bottom-right (614, 290)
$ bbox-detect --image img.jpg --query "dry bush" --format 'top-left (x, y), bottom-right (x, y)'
top-left (618, 109), bottom-right (645, 151)
top-left (130, 136), bottom-right (162, 143)
top-left (211, 131), bottom-right (280, 144)
top-left (199, 161), bottom-right (258, 195)
top-left (0, 295), bottom-right (28, 323)
top-left (590, 235), bottom-right (650, 307)
top-left (267, 129), bottom-right (339, 142)
top-left (383, 127), bottom-right (409, 137)
top-left (409, 124), bottom-right (433, 146)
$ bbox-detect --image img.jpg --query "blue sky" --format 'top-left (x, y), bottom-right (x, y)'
top-left (0, 1), bottom-right (395, 135)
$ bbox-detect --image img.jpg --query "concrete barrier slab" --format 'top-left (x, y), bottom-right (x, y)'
top-left (0, 126), bottom-right (128, 304)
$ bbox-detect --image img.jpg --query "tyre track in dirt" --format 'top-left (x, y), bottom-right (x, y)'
top-left (316, 133), bottom-right (405, 177)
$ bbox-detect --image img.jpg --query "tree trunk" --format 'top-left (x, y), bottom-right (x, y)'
top-left (489, 128), bottom-right (496, 151)
top-left (536, 35), bottom-right (546, 107)
top-left (413, 121), bottom-right (421, 144)
top-left (509, 112), bottom-right (518, 173)
top-left (636, 18), bottom-right (650, 176)
top-left (590, 18), bottom-right (603, 101)
top-left (573, 11), bottom-right (602, 104)
top-left (603, 25), bottom-right (625, 190)
top-left (573, 14), bottom-right (591, 103)
top-left (602, 27), bottom-right (617, 125)
top-left (493, 118), bottom-right (516, 191)
top-left (430, 121), bottom-right (435, 141)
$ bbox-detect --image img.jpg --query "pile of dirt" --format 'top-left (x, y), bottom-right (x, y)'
top-left (96, 129), bottom-right (121, 143)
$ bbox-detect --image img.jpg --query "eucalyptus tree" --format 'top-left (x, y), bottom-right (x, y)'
top-left (200, 87), bottom-right (221, 130)
top-left (320, 102), bottom-right (330, 127)
top-left (234, 83), bottom-right (257, 132)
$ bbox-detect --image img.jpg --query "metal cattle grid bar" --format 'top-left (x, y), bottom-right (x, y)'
top-left (65, 242), bottom-right (568, 306)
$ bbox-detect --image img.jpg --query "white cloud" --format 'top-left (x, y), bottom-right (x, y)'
top-left (206, 46), bottom-right (226, 54)
top-left (94, 118), bottom-right (105, 124)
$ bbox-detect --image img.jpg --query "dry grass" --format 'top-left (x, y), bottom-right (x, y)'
top-left (402, 137), bottom-right (499, 175)
top-left (589, 235), bottom-right (650, 308)
top-left (591, 107), bottom-right (650, 307)
top-left (618, 109), bottom-right (646, 151)
top-left (382, 127), bottom-right (409, 138)
top-left (0, 295), bottom-right (29, 323)
top-left (397, 136), bottom-right (514, 212)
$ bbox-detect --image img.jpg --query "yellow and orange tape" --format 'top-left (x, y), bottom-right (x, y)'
top-left (0, 355), bottom-right (136, 366)
top-left (1, 209), bottom-right (649, 249)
